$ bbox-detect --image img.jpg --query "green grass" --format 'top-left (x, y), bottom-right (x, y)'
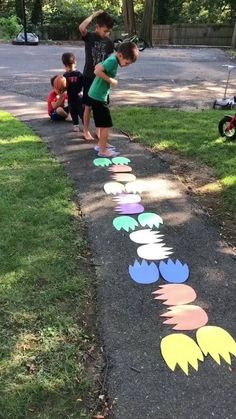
top-left (0, 111), bottom-right (96, 418)
top-left (112, 107), bottom-right (236, 213)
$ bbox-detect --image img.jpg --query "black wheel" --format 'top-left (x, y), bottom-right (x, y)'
top-left (113, 38), bottom-right (123, 51)
top-left (218, 115), bottom-right (236, 140)
top-left (136, 38), bottom-right (147, 51)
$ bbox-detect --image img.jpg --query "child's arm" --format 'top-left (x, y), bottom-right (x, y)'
top-left (79, 10), bottom-right (103, 36)
top-left (51, 92), bottom-right (66, 109)
top-left (94, 64), bottom-right (118, 87)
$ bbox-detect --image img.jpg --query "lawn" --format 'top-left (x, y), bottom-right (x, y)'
top-left (112, 107), bottom-right (236, 219)
top-left (0, 111), bottom-right (97, 418)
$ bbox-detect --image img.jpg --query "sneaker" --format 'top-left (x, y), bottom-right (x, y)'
top-left (73, 125), bottom-right (80, 132)
top-left (98, 150), bottom-right (120, 158)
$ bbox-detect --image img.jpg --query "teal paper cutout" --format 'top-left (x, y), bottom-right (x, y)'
top-left (113, 216), bottom-right (138, 232)
top-left (93, 158), bottom-right (112, 167)
top-left (138, 212), bottom-right (163, 229)
top-left (112, 157), bottom-right (131, 165)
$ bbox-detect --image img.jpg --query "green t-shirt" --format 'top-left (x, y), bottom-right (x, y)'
top-left (88, 54), bottom-right (118, 103)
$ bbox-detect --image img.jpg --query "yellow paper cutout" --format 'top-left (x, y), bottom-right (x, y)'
top-left (161, 333), bottom-right (204, 375)
top-left (196, 326), bottom-right (236, 365)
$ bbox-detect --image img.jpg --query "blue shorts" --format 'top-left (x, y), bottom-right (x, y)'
top-left (50, 106), bottom-right (69, 121)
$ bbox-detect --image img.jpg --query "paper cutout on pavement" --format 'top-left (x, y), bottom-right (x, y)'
top-left (115, 203), bottom-right (144, 215)
top-left (112, 193), bottom-right (141, 205)
top-left (108, 165), bottom-right (132, 173)
top-left (161, 334), bottom-right (204, 375)
top-left (137, 243), bottom-right (173, 260)
top-left (129, 259), bottom-right (159, 284)
top-left (138, 213), bottom-right (163, 229)
top-left (113, 216), bottom-right (138, 232)
top-left (159, 259), bottom-right (189, 283)
top-left (104, 182), bottom-right (125, 195)
top-left (161, 305), bottom-right (208, 330)
top-left (125, 180), bottom-right (147, 194)
top-left (112, 156), bottom-right (131, 165)
top-left (196, 326), bottom-right (236, 365)
top-left (152, 284), bottom-right (196, 306)
top-left (93, 158), bottom-right (112, 167)
top-left (111, 173), bottom-right (136, 182)
top-left (129, 229), bottom-right (164, 244)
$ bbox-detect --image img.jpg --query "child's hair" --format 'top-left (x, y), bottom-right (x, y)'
top-left (96, 12), bottom-right (113, 29)
top-left (61, 52), bottom-right (76, 67)
top-left (51, 75), bottom-right (58, 87)
top-left (118, 42), bottom-right (139, 62)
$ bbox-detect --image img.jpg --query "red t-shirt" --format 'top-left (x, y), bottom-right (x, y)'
top-left (47, 90), bottom-right (67, 115)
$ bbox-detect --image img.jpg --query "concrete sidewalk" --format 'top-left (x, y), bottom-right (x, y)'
top-left (1, 89), bottom-right (236, 418)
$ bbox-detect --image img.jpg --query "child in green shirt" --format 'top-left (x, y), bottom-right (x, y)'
top-left (88, 41), bottom-right (139, 157)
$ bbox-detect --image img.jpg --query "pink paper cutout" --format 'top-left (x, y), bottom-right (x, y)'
top-left (111, 173), bottom-right (136, 182)
top-left (161, 305), bottom-right (208, 330)
top-left (152, 284), bottom-right (197, 306)
top-left (108, 165), bottom-right (132, 173)
top-left (115, 203), bottom-right (145, 215)
top-left (112, 193), bottom-right (141, 204)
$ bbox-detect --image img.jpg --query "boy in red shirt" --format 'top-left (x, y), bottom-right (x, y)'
top-left (47, 76), bottom-right (69, 121)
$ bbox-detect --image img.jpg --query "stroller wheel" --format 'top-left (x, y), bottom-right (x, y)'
top-left (218, 115), bottom-right (236, 140)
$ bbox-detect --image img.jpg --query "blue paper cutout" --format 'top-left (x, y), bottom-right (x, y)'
top-left (129, 259), bottom-right (159, 284)
top-left (159, 259), bottom-right (189, 283)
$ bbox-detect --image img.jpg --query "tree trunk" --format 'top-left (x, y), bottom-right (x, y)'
top-left (122, 0), bottom-right (136, 35)
top-left (140, 0), bottom-right (155, 47)
top-left (232, 22), bottom-right (236, 49)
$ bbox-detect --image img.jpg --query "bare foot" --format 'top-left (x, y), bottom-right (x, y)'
top-left (98, 150), bottom-right (119, 157)
top-left (83, 131), bottom-right (94, 141)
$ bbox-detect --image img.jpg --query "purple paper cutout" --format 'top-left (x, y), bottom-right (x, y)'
top-left (129, 259), bottom-right (159, 284)
top-left (115, 203), bottom-right (145, 215)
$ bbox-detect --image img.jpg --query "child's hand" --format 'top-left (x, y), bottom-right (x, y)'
top-left (93, 10), bottom-right (103, 17)
top-left (110, 78), bottom-right (118, 87)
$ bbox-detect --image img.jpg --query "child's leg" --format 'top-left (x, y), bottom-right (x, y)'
top-left (56, 107), bottom-right (68, 118)
top-left (98, 128), bottom-right (110, 154)
top-left (83, 106), bottom-right (94, 140)
top-left (69, 101), bottom-right (79, 130)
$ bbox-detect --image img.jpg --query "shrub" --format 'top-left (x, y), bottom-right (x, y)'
top-left (0, 15), bottom-right (21, 40)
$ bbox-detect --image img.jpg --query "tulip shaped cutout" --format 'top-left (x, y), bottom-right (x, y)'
top-left (113, 194), bottom-right (141, 205)
top-left (161, 305), bottom-right (208, 330)
top-left (104, 182), bottom-right (125, 195)
top-left (112, 156), bottom-right (131, 165)
top-left (137, 243), bottom-right (173, 260)
top-left (130, 229), bottom-right (164, 244)
top-left (161, 334), bottom-right (204, 375)
top-left (113, 216), bottom-right (138, 232)
top-left (108, 165), bottom-right (132, 173)
top-left (125, 180), bottom-right (147, 194)
top-left (115, 203), bottom-right (144, 215)
top-left (152, 284), bottom-right (197, 306)
top-left (159, 259), bottom-right (189, 283)
top-left (111, 173), bottom-right (136, 182)
top-left (129, 259), bottom-right (159, 284)
top-left (93, 158), bottom-right (112, 167)
top-left (138, 213), bottom-right (163, 229)
top-left (196, 326), bottom-right (236, 365)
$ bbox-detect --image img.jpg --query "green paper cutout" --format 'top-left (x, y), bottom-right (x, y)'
top-left (113, 216), bottom-right (138, 232)
top-left (93, 158), bottom-right (112, 167)
top-left (112, 157), bottom-right (131, 165)
top-left (138, 212), bottom-right (163, 228)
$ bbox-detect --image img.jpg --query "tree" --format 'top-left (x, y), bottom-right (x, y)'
top-left (122, 0), bottom-right (136, 34)
top-left (31, 0), bottom-right (43, 25)
top-left (140, 0), bottom-right (155, 46)
top-left (232, 22), bottom-right (236, 48)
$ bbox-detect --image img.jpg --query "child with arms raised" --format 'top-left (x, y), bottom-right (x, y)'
top-left (79, 10), bottom-right (114, 140)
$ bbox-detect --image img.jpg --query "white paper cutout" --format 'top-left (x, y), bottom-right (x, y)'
top-left (104, 182), bottom-right (125, 195)
top-left (112, 194), bottom-right (141, 204)
top-left (125, 180), bottom-right (147, 194)
top-left (137, 243), bottom-right (173, 260)
top-left (129, 229), bottom-right (164, 244)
